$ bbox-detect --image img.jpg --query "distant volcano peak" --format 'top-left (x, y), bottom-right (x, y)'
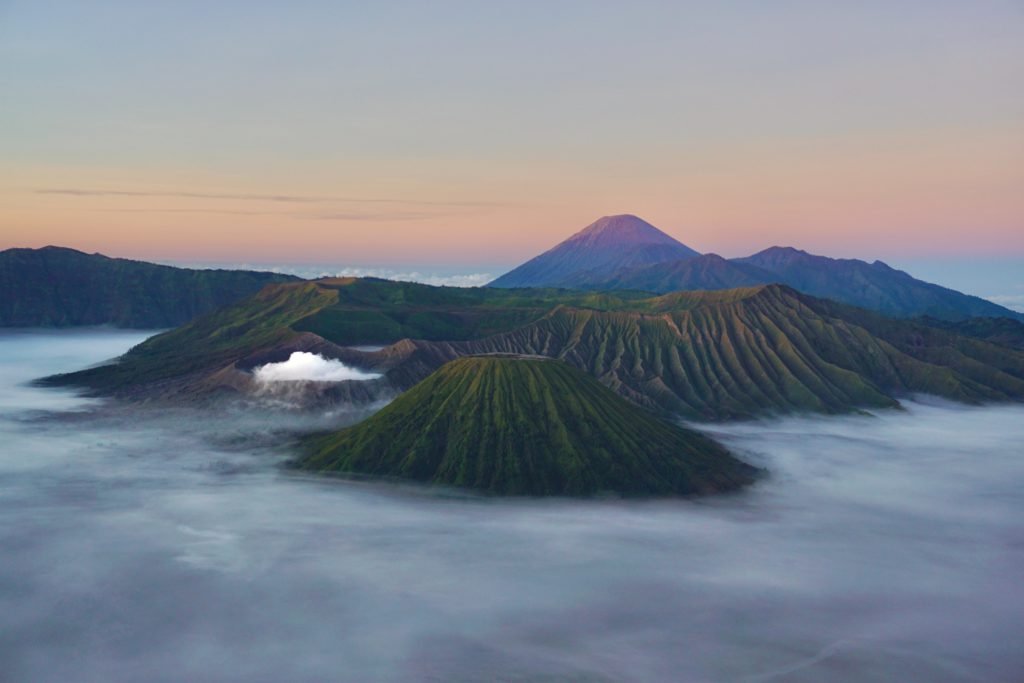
top-left (576, 214), bottom-right (670, 237)
top-left (567, 214), bottom-right (683, 249)
top-left (489, 214), bottom-right (700, 288)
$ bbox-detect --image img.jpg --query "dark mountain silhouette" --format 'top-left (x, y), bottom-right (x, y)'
top-left (734, 247), bottom-right (1019, 321)
top-left (488, 216), bottom-right (1019, 321)
top-left (0, 246), bottom-right (299, 328)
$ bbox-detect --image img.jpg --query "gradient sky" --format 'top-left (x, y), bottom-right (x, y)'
top-left (1, 1), bottom-right (1023, 269)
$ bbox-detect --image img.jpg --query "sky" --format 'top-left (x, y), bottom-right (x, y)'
top-left (1, 1), bottom-right (1022, 286)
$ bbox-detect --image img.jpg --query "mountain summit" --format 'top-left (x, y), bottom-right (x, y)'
top-left (489, 214), bottom-right (699, 288)
top-left (563, 214), bottom-right (686, 248)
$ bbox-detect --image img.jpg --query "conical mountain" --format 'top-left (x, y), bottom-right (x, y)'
top-left (488, 214), bottom-right (700, 288)
top-left (299, 356), bottom-right (758, 496)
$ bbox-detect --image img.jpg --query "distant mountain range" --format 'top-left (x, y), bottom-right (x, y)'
top-left (490, 215), bottom-right (1022, 322)
top-left (0, 246), bottom-right (298, 328)
top-left (45, 278), bottom-right (1024, 420)
top-left (6, 217), bottom-right (1018, 329)
top-left (298, 356), bottom-right (758, 496)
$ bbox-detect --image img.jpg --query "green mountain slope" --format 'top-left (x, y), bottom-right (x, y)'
top-left (44, 279), bottom-right (1024, 420)
top-left (40, 277), bottom-right (648, 393)
top-left (300, 357), bottom-right (758, 496)
top-left (48, 279), bottom-right (343, 392)
top-left (0, 246), bottom-right (298, 328)
top-left (438, 285), bottom-right (1024, 418)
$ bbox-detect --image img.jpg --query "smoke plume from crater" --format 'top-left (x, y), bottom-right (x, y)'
top-left (252, 352), bottom-right (382, 383)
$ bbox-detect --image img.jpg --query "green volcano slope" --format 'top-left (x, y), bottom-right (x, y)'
top-left (43, 279), bottom-right (345, 392)
top-left (442, 285), bottom-right (1024, 419)
top-left (41, 277), bottom-right (641, 393)
top-left (44, 279), bottom-right (1024, 420)
top-left (299, 357), bottom-right (758, 496)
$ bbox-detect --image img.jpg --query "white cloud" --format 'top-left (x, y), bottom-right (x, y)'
top-left (253, 352), bottom-right (382, 382)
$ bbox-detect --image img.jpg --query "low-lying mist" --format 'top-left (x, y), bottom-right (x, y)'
top-left (1, 330), bottom-right (1022, 682)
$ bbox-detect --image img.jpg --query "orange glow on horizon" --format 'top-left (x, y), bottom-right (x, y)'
top-left (3, 126), bottom-right (1022, 265)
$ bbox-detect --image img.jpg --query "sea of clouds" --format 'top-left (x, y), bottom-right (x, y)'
top-left (2, 330), bottom-right (1022, 682)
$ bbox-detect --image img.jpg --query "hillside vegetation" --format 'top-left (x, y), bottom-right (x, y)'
top-left (300, 357), bottom-right (758, 496)
top-left (434, 285), bottom-right (1024, 418)
top-left (43, 279), bottom-right (1024, 420)
top-left (42, 278), bottom-right (644, 391)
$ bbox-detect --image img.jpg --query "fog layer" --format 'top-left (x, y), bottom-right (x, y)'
top-left (1, 331), bottom-right (1022, 682)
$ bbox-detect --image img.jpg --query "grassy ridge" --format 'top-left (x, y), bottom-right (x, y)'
top-left (45, 279), bottom-right (1024, 419)
top-left (300, 357), bottom-right (758, 496)
top-left (291, 277), bottom-right (652, 343)
top-left (43, 281), bottom-right (339, 390)
top-left (447, 285), bottom-right (1024, 418)
top-left (43, 278), bottom-right (649, 391)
